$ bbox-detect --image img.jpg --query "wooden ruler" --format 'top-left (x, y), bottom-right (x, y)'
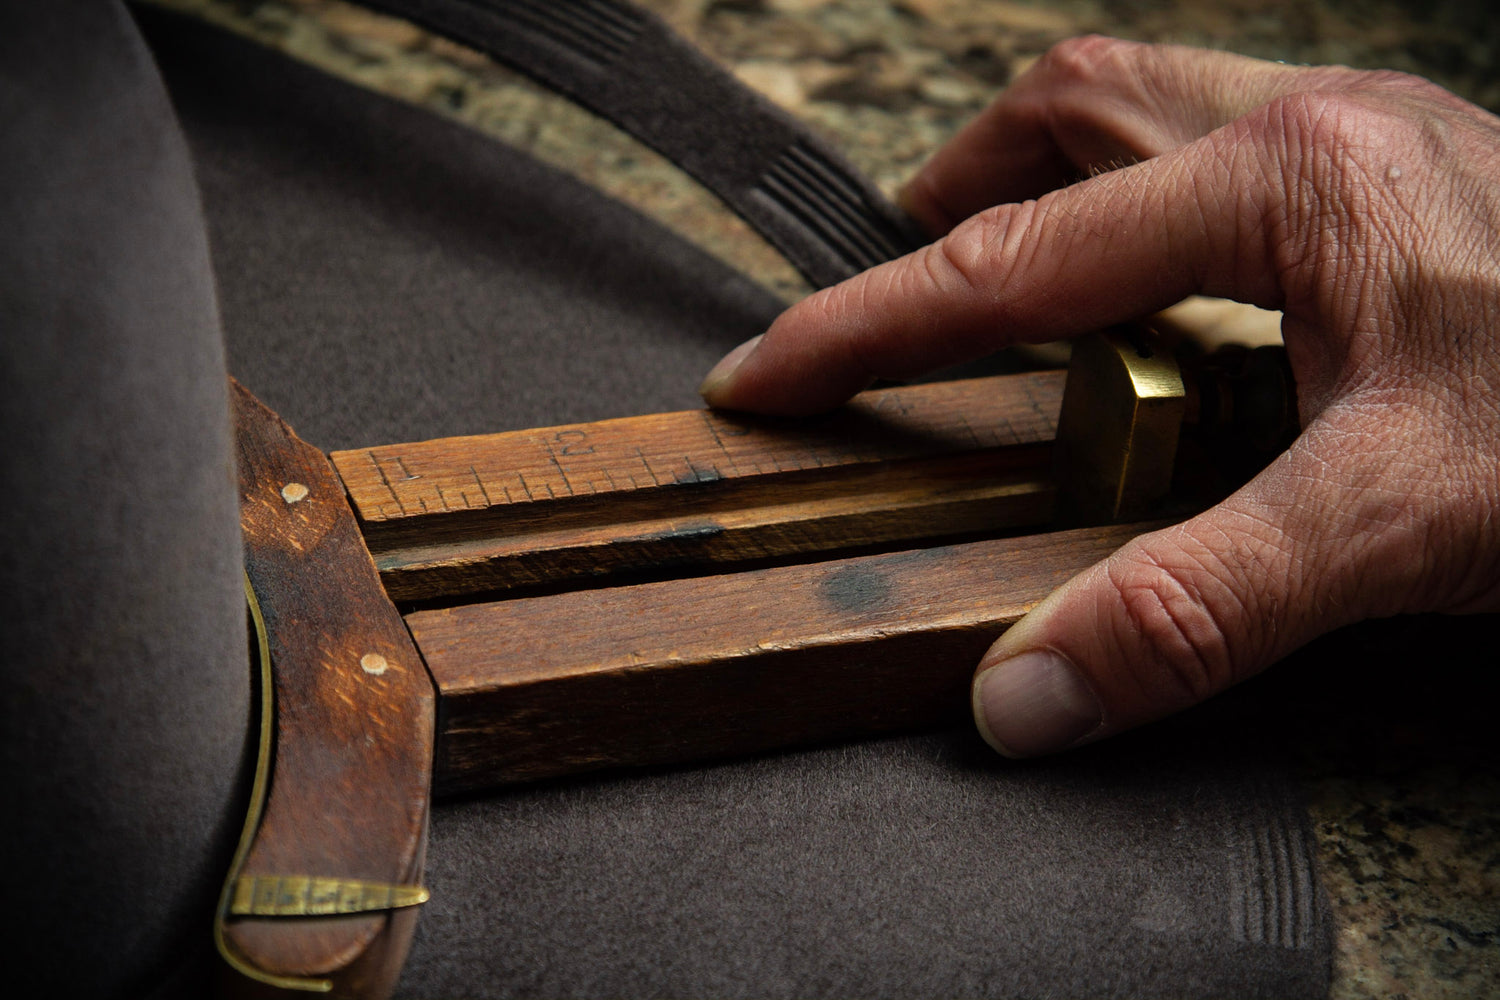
top-left (333, 371), bottom-right (1065, 601)
top-left (318, 367), bottom-right (1180, 794)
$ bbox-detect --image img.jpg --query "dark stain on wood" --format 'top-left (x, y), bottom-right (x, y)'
top-left (674, 466), bottom-right (725, 485)
top-left (819, 563), bottom-right (893, 615)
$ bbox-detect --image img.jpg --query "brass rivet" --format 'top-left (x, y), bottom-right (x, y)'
top-left (281, 482), bottom-right (309, 504)
top-left (360, 653), bottom-right (388, 676)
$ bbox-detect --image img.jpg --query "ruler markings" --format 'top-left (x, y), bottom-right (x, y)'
top-left (336, 374), bottom-right (1067, 527)
top-left (700, 411), bottom-right (738, 475)
top-left (637, 448), bottom-right (662, 487)
top-left (959, 416), bottom-right (983, 450)
top-left (545, 448), bottom-right (573, 497)
top-left (471, 467), bottom-right (495, 507)
top-left (368, 450), bottom-right (408, 516)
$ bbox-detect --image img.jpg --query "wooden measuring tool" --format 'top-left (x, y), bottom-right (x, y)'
top-left (338, 369), bottom-right (1064, 602)
top-left (216, 328), bottom-right (1294, 996)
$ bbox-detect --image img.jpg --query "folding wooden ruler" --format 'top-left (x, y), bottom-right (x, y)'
top-left (217, 329), bottom-right (1293, 996)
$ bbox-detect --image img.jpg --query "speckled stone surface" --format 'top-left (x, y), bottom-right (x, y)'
top-left (140, 2), bottom-right (1499, 996)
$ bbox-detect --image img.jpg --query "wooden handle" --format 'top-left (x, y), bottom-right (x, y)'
top-left (222, 381), bottom-right (436, 999)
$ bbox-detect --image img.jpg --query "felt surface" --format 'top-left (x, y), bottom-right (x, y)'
top-left (137, 8), bottom-right (1333, 997)
top-left (407, 728), bottom-right (1325, 999)
top-left (358, 0), bottom-right (922, 289)
top-left (142, 7), bottom-right (782, 453)
top-left (0, 3), bottom-right (251, 996)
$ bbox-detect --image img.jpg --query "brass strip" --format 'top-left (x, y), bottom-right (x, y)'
top-left (212, 574), bottom-right (333, 993)
top-left (230, 875), bottom-right (430, 917)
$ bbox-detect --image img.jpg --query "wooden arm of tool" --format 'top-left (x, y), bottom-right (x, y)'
top-left (219, 384), bottom-right (435, 999)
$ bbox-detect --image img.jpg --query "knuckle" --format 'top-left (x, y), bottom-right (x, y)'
top-left (1246, 93), bottom-right (1414, 282)
top-left (1257, 91), bottom-right (1366, 164)
top-left (1106, 548), bottom-right (1238, 707)
top-left (1257, 86), bottom-right (1453, 179)
top-left (1346, 67), bottom-right (1466, 112)
top-left (1033, 35), bottom-right (1136, 86)
top-left (926, 205), bottom-right (1022, 297)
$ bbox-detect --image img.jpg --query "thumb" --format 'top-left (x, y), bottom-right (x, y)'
top-left (971, 417), bottom-right (1399, 757)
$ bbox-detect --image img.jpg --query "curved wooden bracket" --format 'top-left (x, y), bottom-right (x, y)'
top-left (219, 380), bottom-right (436, 999)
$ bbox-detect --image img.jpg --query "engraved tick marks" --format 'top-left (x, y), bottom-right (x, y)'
top-left (544, 447), bottom-right (575, 497)
top-left (636, 447), bottom-right (662, 487)
top-left (470, 467), bottom-right (495, 506)
top-left (336, 374), bottom-right (1065, 532)
top-left (958, 416), bottom-right (984, 450)
top-left (1024, 377), bottom-right (1053, 430)
top-left (701, 412), bottom-right (729, 451)
top-left (699, 411), bottom-right (744, 478)
top-left (871, 390), bottom-right (912, 417)
top-left (368, 451), bottom-right (416, 516)
top-left (438, 486), bottom-right (480, 511)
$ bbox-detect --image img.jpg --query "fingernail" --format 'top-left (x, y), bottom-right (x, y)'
top-left (973, 650), bottom-right (1101, 758)
top-left (699, 334), bottom-right (762, 406)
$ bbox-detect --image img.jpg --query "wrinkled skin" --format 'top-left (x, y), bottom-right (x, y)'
top-left (700, 38), bottom-right (1500, 757)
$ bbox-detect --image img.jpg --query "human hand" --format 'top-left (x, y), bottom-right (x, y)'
top-left (699, 37), bottom-right (1500, 756)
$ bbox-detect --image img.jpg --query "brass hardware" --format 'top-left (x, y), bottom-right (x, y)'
top-left (230, 875), bottom-right (429, 917)
top-left (215, 574), bottom-right (333, 993)
top-left (215, 580), bottom-right (431, 991)
top-left (1054, 328), bottom-right (1186, 524)
top-left (1053, 328), bottom-right (1298, 524)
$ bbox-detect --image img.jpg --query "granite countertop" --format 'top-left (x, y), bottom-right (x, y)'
top-left (146, 1), bottom-right (1499, 995)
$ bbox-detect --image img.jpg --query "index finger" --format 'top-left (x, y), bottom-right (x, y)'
top-left (701, 110), bottom-right (1288, 415)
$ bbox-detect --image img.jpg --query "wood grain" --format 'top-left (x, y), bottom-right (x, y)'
top-left (227, 381), bottom-right (436, 998)
top-left (332, 372), bottom-right (1064, 600)
top-left (411, 520), bottom-right (1154, 795)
